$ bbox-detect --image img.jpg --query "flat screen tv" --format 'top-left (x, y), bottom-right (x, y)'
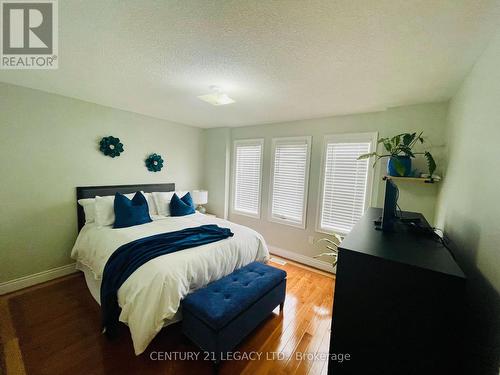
top-left (378, 178), bottom-right (399, 231)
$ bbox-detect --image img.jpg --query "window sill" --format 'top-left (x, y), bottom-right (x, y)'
top-left (315, 227), bottom-right (349, 237)
top-left (231, 210), bottom-right (261, 219)
top-left (268, 216), bottom-right (306, 229)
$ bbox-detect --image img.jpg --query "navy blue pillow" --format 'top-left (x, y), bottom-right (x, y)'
top-left (113, 192), bottom-right (152, 229)
top-left (181, 192), bottom-right (195, 208)
top-left (170, 192), bottom-right (196, 216)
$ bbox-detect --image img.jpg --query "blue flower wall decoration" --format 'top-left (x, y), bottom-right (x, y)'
top-left (99, 136), bottom-right (124, 158)
top-left (145, 153), bottom-right (164, 172)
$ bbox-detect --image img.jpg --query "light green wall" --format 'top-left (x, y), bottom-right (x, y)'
top-left (436, 28), bottom-right (500, 293)
top-left (0, 83), bottom-right (203, 283)
top-left (203, 102), bottom-right (448, 259)
top-left (202, 127), bottom-right (231, 219)
top-left (434, 28), bottom-right (500, 374)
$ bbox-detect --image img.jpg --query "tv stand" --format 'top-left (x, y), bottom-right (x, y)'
top-left (374, 212), bottom-right (423, 230)
top-left (329, 207), bottom-right (466, 374)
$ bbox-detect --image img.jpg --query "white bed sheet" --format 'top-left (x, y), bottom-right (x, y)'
top-left (71, 213), bottom-right (269, 355)
top-left (77, 261), bottom-right (101, 304)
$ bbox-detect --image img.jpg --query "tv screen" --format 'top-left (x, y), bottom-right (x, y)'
top-left (381, 179), bottom-right (399, 231)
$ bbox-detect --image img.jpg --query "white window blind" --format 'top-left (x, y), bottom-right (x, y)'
top-left (269, 137), bottom-right (311, 228)
top-left (319, 134), bottom-right (375, 234)
top-left (232, 139), bottom-right (264, 217)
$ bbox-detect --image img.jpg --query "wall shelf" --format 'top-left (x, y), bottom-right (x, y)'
top-left (383, 175), bottom-right (439, 184)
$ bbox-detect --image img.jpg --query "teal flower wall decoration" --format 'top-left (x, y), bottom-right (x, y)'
top-left (99, 136), bottom-right (124, 158)
top-left (145, 153), bottom-right (164, 172)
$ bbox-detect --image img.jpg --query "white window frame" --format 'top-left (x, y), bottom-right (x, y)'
top-left (268, 136), bottom-right (312, 229)
top-left (231, 138), bottom-right (264, 219)
top-left (316, 132), bottom-right (378, 235)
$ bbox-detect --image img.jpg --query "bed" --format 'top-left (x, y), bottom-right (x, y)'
top-left (71, 183), bottom-right (269, 355)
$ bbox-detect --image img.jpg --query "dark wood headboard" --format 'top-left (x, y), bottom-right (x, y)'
top-left (76, 183), bottom-right (175, 231)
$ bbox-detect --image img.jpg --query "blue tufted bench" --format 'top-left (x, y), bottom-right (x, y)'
top-left (181, 262), bottom-right (287, 363)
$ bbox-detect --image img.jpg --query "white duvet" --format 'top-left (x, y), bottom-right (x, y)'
top-left (71, 213), bottom-right (269, 355)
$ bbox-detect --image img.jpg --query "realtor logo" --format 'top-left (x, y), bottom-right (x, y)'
top-left (1, 0), bottom-right (58, 69)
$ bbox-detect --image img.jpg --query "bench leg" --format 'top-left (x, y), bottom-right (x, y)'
top-left (279, 301), bottom-right (284, 313)
top-left (212, 361), bottom-right (220, 375)
top-left (212, 352), bottom-right (221, 374)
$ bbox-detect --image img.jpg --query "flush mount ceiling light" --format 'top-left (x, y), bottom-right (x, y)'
top-left (197, 86), bottom-right (235, 106)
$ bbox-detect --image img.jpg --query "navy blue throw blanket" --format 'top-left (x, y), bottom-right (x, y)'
top-left (101, 224), bottom-right (234, 337)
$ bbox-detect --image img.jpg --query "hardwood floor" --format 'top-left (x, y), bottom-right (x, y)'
top-left (0, 262), bottom-right (334, 375)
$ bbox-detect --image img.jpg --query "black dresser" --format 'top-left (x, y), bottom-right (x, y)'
top-left (328, 207), bottom-right (466, 375)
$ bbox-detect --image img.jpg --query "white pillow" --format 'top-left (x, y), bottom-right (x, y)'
top-left (142, 192), bottom-right (158, 216)
top-left (94, 192), bottom-right (137, 227)
top-left (152, 191), bottom-right (187, 216)
top-left (77, 198), bottom-right (96, 223)
top-left (152, 191), bottom-right (174, 216)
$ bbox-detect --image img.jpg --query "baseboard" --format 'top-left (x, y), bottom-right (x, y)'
top-left (0, 249), bottom-right (333, 294)
top-left (268, 246), bottom-right (335, 274)
top-left (0, 263), bottom-right (77, 295)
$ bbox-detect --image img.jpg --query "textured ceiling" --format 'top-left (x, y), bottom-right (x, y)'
top-left (1, 0), bottom-right (500, 128)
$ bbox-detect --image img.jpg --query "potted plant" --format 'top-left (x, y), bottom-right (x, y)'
top-left (358, 131), bottom-right (436, 177)
top-left (314, 234), bottom-right (344, 268)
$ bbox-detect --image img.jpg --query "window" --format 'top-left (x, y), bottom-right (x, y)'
top-left (269, 136), bottom-right (311, 228)
top-left (232, 139), bottom-right (264, 218)
top-left (318, 133), bottom-right (377, 234)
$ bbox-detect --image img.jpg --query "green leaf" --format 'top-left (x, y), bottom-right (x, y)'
top-left (392, 135), bottom-right (401, 148)
top-left (315, 252), bottom-right (338, 258)
top-left (399, 146), bottom-right (415, 158)
top-left (383, 140), bottom-right (393, 153)
top-left (333, 233), bottom-right (344, 242)
top-left (405, 150), bottom-right (415, 158)
top-left (357, 152), bottom-right (377, 160)
top-left (393, 158), bottom-right (406, 176)
top-left (403, 133), bottom-right (416, 146)
top-left (425, 151), bottom-right (436, 176)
